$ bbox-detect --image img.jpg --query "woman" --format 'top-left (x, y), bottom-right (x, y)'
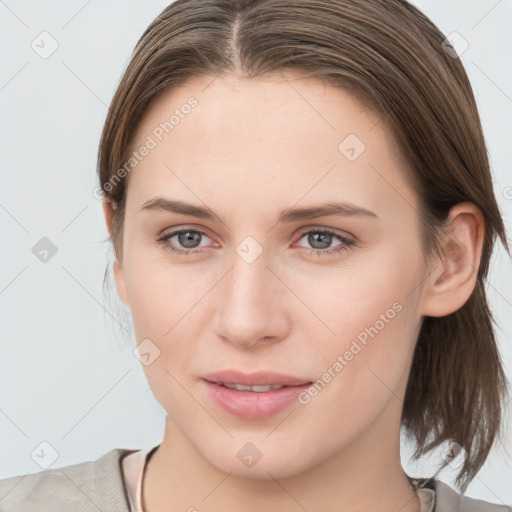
top-left (1, 0), bottom-right (510, 511)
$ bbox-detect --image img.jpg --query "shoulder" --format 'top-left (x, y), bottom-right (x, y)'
top-left (0, 447), bottom-right (136, 512)
top-left (434, 480), bottom-right (512, 512)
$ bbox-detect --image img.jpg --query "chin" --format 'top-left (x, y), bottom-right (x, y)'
top-left (202, 437), bottom-right (321, 481)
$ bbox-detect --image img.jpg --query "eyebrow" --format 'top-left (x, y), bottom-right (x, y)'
top-left (139, 197), bottom-right (380, 223)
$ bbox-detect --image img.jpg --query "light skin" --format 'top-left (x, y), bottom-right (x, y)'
top-left (102, 71), bottom-right (484, 512)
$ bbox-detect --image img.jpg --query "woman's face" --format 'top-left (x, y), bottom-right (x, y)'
top-left (108, 72), bottom-right (432, 478)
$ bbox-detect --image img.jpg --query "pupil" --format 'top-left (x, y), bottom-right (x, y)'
top-left (180, 231), bottom-right (199, 248)
top-left (310, 232), bottom-right (331, 249)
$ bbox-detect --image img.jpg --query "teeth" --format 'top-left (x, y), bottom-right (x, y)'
top-left (220, 383), bottom-right (285, 392)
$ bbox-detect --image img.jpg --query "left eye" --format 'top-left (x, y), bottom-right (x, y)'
top-left (294, 229), bottom-right (355, 256)
top-left (157, 228), bottom-right (355, 256)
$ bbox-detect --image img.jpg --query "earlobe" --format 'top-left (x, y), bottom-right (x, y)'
top-left (420, 202), bottom-right (484, 318)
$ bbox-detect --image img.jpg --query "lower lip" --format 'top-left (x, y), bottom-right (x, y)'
top-left (202, 379), bottom-right (312, 419)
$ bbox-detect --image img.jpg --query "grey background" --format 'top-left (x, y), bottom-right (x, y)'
top-left (1, 0), bottom-right (511, 505)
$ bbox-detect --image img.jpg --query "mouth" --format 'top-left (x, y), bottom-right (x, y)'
top-left (201, 373), bottom-right (314, 419)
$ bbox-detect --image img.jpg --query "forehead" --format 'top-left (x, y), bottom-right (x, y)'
top-left (126, 72), bottom-right (417, 220)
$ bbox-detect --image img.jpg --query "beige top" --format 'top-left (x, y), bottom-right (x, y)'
top-left (122, 445), bottom-right (435, 512)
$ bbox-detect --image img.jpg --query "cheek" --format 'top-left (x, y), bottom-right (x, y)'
top-left (125, 262), bottom-right (202, 414)
top-left (123, 243), bottom-right (201, 335)
top-left (304, 244), bottom-right (420, 369)
top-left (122, 248), bottom-right (214, 390)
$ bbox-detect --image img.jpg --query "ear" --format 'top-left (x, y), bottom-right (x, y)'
top-left (102, 198), bottom-right (129, 307)
top-left (420, 202), bottom-right (485, 317)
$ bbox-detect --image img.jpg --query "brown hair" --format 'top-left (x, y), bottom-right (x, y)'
top-left (97, 0), bottom-right (510, 492)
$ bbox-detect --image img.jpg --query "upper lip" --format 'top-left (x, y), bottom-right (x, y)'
top-left (203, 370), bottom-right (312, 387)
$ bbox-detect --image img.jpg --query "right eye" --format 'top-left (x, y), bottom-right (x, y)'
top-left (157, 228), bottom-right (213, 255)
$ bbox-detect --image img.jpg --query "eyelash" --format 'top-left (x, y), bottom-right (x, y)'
top-left (156, 228), bottom-right (356, 257)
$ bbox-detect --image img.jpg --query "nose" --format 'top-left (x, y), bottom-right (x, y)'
top-left (211, 246), bottom-right (291, 349)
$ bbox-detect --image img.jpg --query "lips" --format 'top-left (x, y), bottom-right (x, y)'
top-left (201, 370), bottom-right (314, 419)
top-left (202, 369), bottom-right (312, 387)
top-left (202, 380), bottom-right (313, 419)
